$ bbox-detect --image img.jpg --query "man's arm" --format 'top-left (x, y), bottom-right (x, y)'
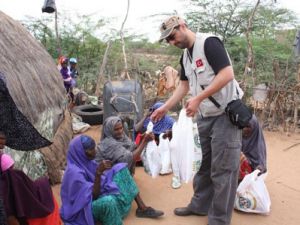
top-left (151, 80), bottom-right (189, 122)
top-left (185, 37), bottom-right (234, 117)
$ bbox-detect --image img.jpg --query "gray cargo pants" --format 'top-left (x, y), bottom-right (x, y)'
top-left (188, 113), bottom-right (242, 225)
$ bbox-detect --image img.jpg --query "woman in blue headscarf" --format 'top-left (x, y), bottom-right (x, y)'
top-left (60, 135), bottom-right (138, 225)
top-left (134, 102), bottom-right (175, 143)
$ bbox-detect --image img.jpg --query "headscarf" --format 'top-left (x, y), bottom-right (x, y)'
top-left (60, 135), bottom-right (126, 225)
top-left (0, 153), bottom-right (54, 219)
top-left (242, 115), bottom-right (267, 171)
top-left (0, 73), bottom-right (52, 150)
top-left (96, 116), bottom-right (136, 169)
top-left (143, 102), bottom-right (175, 135)
top-left (1, 154), bottom-right (14, 172)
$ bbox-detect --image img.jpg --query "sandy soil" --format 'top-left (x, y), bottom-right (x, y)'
top-left (52, 127), bottom-right (300, 225)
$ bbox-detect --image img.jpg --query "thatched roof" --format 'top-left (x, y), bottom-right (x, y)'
top-left (0, 12), bottom-right (73, 183)
top-left (0, 11), bottom-right (65, 124)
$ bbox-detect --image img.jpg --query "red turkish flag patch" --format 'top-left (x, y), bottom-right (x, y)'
top-left (196, 59), bottom-right (203, 67)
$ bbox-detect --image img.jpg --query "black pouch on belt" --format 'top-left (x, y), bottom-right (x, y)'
top-left (225, 99), bottom-right (252, 129)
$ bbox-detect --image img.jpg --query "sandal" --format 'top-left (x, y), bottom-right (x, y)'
top-left (136, 207), bottom-right (164, 218)
top-left (172, 176), bottom-right (181, 189)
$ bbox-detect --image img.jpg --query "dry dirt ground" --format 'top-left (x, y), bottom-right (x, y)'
top-left (52, 126), bottom-right (300, 225)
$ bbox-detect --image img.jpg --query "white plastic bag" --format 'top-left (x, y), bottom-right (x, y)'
top-left (146, 121), bottom-right (153, 133)
top-left (192, 123), bottom-right (202, 174)
top-left (234, 169), bottom-right (271, 214)
top-left (144, 140), bottom-right (161, 178)
top-left (158, 133), bottom-right (172, 174)
top-left (169, 121), bottom-right (180, 181)
top-left (141, 121), bottom-right (162, 178)
top-left (169, 109), bottom-right (194, 183)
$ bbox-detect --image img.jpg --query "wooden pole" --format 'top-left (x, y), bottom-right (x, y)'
top-left (293, 64), bottom-right (300, 131)
top-left (54, 10), bottom-right (62, 57)
top-left (243, 0), bottom-right (260, 89)
top-left (120, 0), bottom-right (130, 80)
top-left (95, 41), bottom-right (111, 97)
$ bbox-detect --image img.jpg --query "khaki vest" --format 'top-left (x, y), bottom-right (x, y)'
top-left (182, 33), bottom-right (243, 117)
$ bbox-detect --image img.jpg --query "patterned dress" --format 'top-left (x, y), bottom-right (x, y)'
top-left (92, 168), bottom-right (138, 225)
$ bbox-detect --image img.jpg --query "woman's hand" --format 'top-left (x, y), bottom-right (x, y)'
top-left (143, 132), bottom-right (154, 143)
top-left (162, 130), bottom-right (172, 140)
top-left (256, 165), bottom-right (266, 176)
top-left (96, 160), bottom-right (112, 176)
top-left (240, 152), bottom-right (246, 164)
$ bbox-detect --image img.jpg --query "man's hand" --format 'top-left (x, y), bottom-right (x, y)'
top-left (185, 96), bottom-right (201, 117)
top-left (150, 105), bottom-right (168, 122)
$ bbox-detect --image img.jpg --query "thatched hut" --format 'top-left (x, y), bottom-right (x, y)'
top-left (0, 11), bottom-right (73, 184)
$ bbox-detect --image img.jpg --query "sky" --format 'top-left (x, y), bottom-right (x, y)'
top-left (1, 0), bottom-right (300, 42)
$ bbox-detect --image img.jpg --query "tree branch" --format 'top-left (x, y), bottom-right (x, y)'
top-left (120, 0), bottom-right (130, 80)
top-left (243, 0), bottom-right (260, 85)
top-left (95, 41), bottom-right (111, 97)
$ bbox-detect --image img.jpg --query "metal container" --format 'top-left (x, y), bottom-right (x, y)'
top-left (103, 80), bottom-right (144, 127)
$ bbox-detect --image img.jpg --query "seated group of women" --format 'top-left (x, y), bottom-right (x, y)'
top-left (60, 115), bottom-right (166, 225)
top-left (0, 102), bottom-right (172, 225)
top-left (1, 101), bottom-right (267, 225)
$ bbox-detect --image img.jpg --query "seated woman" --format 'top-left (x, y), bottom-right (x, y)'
top-left (239, 114), bottom-right (267, 182)
top-left (60, 135), bottom-right (139, 225)
top-left (96, 116), bottom-right (164, 218)
top-left (134, 101), bottom-right (174, 144)
top-left (0, 153), bottom-right (60, 225)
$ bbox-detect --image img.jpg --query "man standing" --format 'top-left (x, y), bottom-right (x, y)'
top-left (151, 16), bottom-right (243, 225)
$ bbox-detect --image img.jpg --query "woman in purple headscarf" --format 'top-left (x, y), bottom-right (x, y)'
top-left (96, 116), bottom-right (164, 219)
top-left (60, 135), bottom-right (138, 225)
top-left (239, 114), bottom-right (267, 181)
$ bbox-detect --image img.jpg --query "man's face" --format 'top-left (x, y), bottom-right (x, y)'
top-left (0, 134), bottom-right (6, 149)
top-left (166, 25), bottom-right (188, 49)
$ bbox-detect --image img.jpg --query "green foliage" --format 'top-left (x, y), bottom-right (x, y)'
top-left (185, 0), bottom-right (249, 41)
top-left (21, 3), bottom-right (300, 97)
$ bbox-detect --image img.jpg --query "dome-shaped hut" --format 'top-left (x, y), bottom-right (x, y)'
top-left (0, 11), bottom-right (72, 184)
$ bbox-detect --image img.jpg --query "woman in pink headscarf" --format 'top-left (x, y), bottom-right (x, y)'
top-left (0, 151), bottom-right (61, 225)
